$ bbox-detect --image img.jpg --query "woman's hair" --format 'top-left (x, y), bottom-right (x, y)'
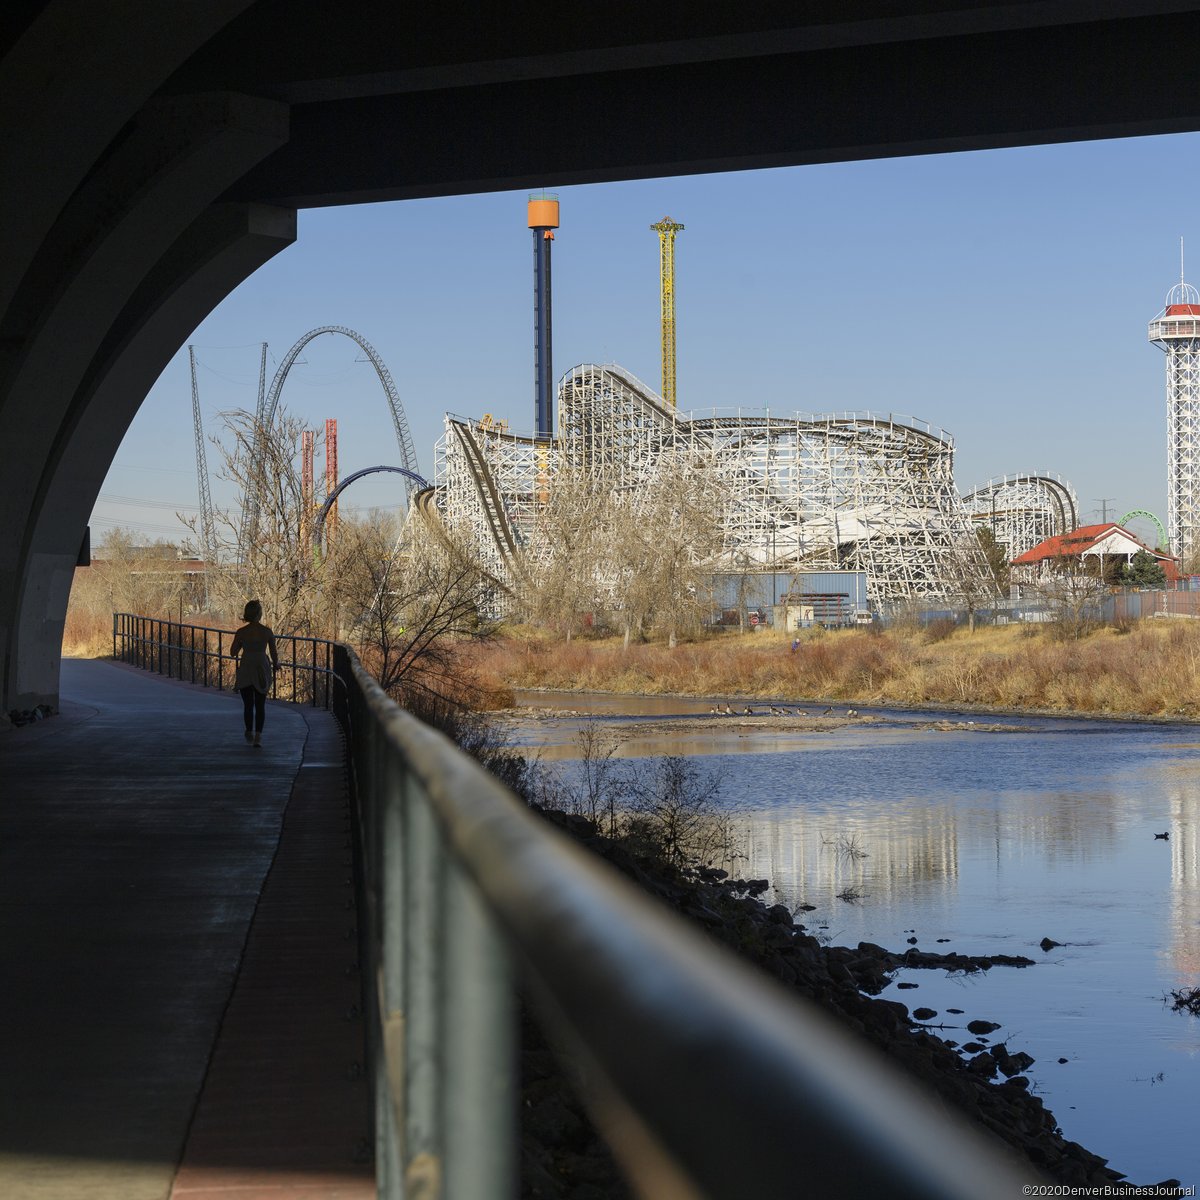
top-left (243, 599), bottom-right (263, 622)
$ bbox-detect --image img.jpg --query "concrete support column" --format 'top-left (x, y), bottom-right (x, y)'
top-left (0, 78), bottom-right (295, 709)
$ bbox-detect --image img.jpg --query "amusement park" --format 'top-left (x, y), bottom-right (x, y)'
top-left (130, 193), bottom-right (1199, 640)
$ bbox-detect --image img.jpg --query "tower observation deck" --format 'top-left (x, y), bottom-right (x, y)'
top-left (1149, 274), bottom-right (1200, 564)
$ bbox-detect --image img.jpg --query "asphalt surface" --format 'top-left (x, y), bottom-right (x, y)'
top-left (0, 658), bottom-right (373, 1200)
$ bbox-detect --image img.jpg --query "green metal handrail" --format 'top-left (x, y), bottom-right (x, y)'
top-left (114, 613), bottom-right (1039, 1199)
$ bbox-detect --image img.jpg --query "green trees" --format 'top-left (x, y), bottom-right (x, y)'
top-left (1122, 550), bottom-right (1168, 589)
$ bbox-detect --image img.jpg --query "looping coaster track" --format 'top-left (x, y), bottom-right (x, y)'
top-left (238, 325), bottom-right (421, 559)
top-left (435, 363), bottom-right (990, 607)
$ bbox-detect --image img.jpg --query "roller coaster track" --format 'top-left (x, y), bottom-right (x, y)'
top-left (449, 421), bottom-right (528, 583)
top-left (1120, 509), bottom-right (1168, 549)
top-left (412, 487), bottom-right (515, 597)
top-left (238, 325), bottom-right (420, 561)
top-left (963, 474), bottom-right (1079, 536)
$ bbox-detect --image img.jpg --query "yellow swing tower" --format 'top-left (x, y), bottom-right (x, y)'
top-left (650, 216), bottom-right (684, 408)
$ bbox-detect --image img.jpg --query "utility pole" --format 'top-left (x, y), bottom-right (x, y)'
top-left (1094, 498), bottom-right (1117, 524)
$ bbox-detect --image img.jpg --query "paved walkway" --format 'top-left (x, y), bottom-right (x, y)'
top-left (0, 659), bottom-right (374, 1199)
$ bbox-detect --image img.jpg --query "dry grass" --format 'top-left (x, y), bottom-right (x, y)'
top-left (62, 607), bottom-right (114, 659)
top-left (471, 621), bottom-right (1200, 718)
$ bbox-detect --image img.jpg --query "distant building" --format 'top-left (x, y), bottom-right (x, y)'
top-left (1011, 522), bottom-right (1178, 584)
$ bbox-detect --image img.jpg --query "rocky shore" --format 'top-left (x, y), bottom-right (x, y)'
top-left (520, 808), bottom-right (1182, 1198)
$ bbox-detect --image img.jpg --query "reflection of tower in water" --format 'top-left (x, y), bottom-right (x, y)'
top-left (1166, 787), bottom-right (1200, 977)
top-left (743, 808), bottom-right (959, 910)
top-left (742, 787), bottom-right (1126, 913)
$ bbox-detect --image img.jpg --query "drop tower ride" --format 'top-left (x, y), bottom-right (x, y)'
top-left (529, 193), bottom-right (559, 438)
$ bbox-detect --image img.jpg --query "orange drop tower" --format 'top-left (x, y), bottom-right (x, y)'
top-left (528, 193), bottom-right (559, 437)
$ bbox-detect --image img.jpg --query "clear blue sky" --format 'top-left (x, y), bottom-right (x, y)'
top-left (94, 131), bottom-right (1200, 550)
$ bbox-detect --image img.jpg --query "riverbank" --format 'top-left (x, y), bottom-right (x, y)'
top-left (524, 807), bottom-right (1180, 1193)
top-left (502, 693), bottom-right (1200, 1189)
top-left (469, 621), bottom-right (1200, 719)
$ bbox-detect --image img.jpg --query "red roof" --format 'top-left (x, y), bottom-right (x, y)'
top-left (1167, 303), bottom-right (1200, 316)
top-left (1012, 523), bottom-right (1177, 566)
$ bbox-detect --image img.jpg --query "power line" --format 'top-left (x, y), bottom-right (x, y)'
top-left (97, 492), bottom-right (201, 511)
top-left (90, 516), bottom-right (190, 537)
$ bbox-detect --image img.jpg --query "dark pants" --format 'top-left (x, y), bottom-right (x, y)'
top-left (240, 686), bottom-right (266, 733)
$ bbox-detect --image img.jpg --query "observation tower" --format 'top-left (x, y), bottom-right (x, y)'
top-left (1149, 256), bottom-right (1200, 563)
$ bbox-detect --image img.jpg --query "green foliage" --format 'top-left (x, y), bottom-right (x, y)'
top-left (1122, 550), bottom-right (1167, 589)
top-left (976, 525), bottom-right (1010, 591)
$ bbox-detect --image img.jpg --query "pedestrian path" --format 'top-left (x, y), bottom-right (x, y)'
top-left (0, 658), bottom-right (373, 1199)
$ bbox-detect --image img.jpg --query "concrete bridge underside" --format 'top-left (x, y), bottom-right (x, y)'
top-left (5, 2), bottom-right (1200, 709)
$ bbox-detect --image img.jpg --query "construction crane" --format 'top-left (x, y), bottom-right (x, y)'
top-left (188, 345), bottom-right (217, 568)
top-left (650, 216), bottom-right (684, 408)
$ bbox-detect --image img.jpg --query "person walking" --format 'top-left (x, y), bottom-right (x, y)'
top-left (230, 599), bottom-right (279, 747)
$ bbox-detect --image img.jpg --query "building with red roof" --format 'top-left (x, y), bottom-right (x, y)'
top-left (1012, 523), bottom-right (1179, 584)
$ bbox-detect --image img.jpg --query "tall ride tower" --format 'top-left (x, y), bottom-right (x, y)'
top-left (1149, 250), bottom-right (1200, 564)
top-left (651, 216), bottom-right (684, 408)
top-left (528, 193), bottom-right (559, 438)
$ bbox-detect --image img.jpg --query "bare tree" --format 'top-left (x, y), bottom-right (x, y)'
top-left (976, 525), bottom-right (1011, 594)
top-left (522, 452), bottom-right (725, 647)
top-left (184, 408), bottom-right (325, 632)
top-left (521, 466), bottom-right (610, 639)
top-left (72, 528), bottom-right (192, 622)
top-left (942, 529), bottom-right (1002, 634)
top-left (602, 453), bottom-right (727, 648)
top-left (323, 508), bottom-right (492, 706)
top-left (1029, 557), bottom-right (1109, 638)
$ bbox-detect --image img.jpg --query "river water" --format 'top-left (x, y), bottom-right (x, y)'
top-left (504, 691), bottom-right (1200, 1187)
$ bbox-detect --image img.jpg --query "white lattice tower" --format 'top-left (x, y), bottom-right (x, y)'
top-left (1150, 274), bottom-right (1200, 562)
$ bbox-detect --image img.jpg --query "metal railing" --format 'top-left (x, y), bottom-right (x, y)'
top-left (116, 614), bottom-right (1037, 1199)
top-left (112, 612), bottom-right (336, 707)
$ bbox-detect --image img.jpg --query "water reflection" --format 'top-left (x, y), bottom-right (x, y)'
top-left (1165, 785), bottom-right (1200, 980)
top-left (511, 692), bottom-right (1200, 1185)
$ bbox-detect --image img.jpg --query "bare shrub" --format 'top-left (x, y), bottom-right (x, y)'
top-left (924, 616), bottom-right (957, 643)
top-left (823, 833), bottom-right (869, 861)
top-left (1166, 986), bottom-right (1200, 1015)
top-left (404, 691), bottom-right (533, 799)
top-left (564, 722), bottom-right (628, 838)
top-left (622, 754), bottom-right (741, 872)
